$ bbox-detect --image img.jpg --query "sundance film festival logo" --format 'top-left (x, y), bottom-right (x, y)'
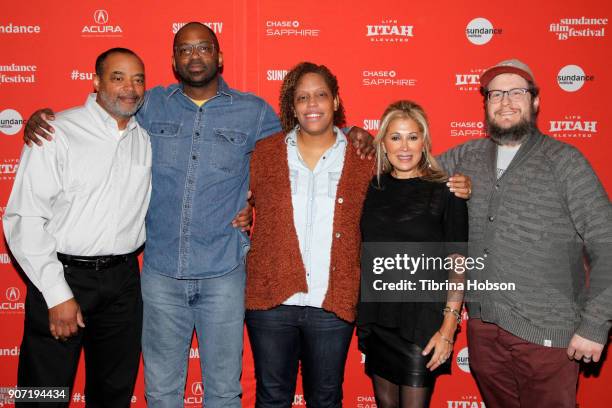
top-left (447, 396), bottom-right (485, 408)
top-left (0, 109), bottom-right (24, 136)
top-left (450, 120), bottom-right (486, 138)
top-left (0, 23), bottom-right (41, 34)
top-left (557, 65), bottom-right (594, 92)
top-left (266, 69), bottom-right (288, 81)
top-left (549, 115), bottom-right (597, 139)
top-left (466, 17), bottom-right (502, 45)
top-left (455, 68), bottom-right (484, 91)
top-left (1, 286), bottom-right (25, 314)
top-left (172, 22), bottom-right (223, 34)
top-left (550, 17), bottom-right (607, 40)
top-left (362, 70), bottom-right (417, 87)
top-left (266, 20), bottom-right (319, 37)
top-left (0, 64), bottom-right (36, 84)
top-left (366, 19), bottom-right (414, 43)
top-left (82, 9), bottom-right (123, 37)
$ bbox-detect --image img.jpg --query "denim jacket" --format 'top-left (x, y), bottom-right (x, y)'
top-left (137, 76), bottom-right (281, 278)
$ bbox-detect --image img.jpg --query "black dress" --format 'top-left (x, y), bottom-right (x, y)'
top-left (357, 173), bottom-right (468, 387)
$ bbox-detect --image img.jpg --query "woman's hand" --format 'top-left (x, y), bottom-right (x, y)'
top-left (421, 329), bottom-right (454, 371)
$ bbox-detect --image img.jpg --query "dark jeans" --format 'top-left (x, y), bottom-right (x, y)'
top-left (246, 305), bottom-right (354, 408)
top-left (467, 318), bottom-right (579, 408)
top-left (17, 256), bottom-right (142, 408)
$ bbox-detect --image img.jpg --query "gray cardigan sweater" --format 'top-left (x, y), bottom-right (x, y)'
top-left (438, 131), bottom-right (612, 347)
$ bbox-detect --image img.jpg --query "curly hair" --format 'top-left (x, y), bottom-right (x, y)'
top-left (279, 62), bottom-right (346, 134)
top-left (374, 100), bottom-right (447, 184)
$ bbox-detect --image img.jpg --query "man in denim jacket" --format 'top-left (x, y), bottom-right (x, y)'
top-left (134, 23), bottom-right (276, 407)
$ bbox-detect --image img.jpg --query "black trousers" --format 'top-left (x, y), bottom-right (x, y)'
top-left (16, 256), bottom-right (142, 408)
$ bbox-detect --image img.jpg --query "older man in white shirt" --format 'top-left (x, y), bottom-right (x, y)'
top-left (3, 48), bottom-right (150, 408)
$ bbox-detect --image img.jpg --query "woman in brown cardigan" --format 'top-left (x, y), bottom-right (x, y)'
top-left (246, 62), bottom-right (372, 407)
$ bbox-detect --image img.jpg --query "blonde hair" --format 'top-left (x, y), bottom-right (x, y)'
top-left (374, 100), bottom-right (447, 184)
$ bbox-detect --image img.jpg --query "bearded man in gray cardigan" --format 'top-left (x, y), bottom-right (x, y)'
top-left (437, 59), bottom-right (611, 408)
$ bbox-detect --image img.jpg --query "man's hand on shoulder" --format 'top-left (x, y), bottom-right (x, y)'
top-left (24, 108), bottom-right (56, 147)
top-left (447, 173), bottom-right (472, 199)
top-left (346, 126), bottom-right (375, 160)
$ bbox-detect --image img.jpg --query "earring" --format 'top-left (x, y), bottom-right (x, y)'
top-left (425, 153), bottom-right (432, 168)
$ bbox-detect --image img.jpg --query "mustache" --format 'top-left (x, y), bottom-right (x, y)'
top-left (118, 92), bottom-right (141, 100)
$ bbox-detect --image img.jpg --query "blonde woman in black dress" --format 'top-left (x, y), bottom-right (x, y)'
top-left (357, 100), bottom-right (468, 408)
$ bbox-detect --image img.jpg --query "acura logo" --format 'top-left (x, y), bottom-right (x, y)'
top-left (191, 381), bottom-right (203, 396)
top-left (6, 287), bottom-right (20, 302)
top-left (93, 10), bottom-right (109, 25)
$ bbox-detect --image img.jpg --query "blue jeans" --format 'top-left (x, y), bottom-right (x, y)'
top-left (246, 305), bottom-right (354, 408)
top-left (141, 265), bottom-right (246, 408)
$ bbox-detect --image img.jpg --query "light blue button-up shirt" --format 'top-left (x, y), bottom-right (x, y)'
top-left (136, 77), bottom-right (281, 279)
top-left (283, 127), bottom-right (347, 307)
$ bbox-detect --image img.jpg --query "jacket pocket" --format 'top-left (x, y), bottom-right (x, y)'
top-left (211, 128), bottom-right (248, 174)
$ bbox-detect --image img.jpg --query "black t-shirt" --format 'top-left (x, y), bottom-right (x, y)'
top-left (357, 173), bottom-right (469, 349)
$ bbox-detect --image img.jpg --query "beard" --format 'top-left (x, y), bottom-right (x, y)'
top-left (176, 60), bottom-right (218, 88)
top-left (486, 105), bottom-right (538, 145)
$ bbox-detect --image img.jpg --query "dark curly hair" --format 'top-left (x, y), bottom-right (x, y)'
top-left (279, 62), bottom-right (346, 133)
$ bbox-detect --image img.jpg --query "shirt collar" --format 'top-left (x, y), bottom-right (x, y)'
top-left (85, 93), bottom-right (138, 132)
top-left (285, 126), bottom-right (347, 147)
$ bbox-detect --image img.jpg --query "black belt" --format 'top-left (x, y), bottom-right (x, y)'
top-left (57, 252), bottom-right (136, 270)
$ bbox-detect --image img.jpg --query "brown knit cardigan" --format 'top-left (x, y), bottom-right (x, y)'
top-left (246, 132), bottom-right (374, 322)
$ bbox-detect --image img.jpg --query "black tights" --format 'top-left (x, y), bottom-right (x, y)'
top-left (372, 374), bottom-right (432, 408)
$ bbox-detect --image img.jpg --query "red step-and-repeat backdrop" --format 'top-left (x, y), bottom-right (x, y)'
top-left (1, 1), bottom-right (610, 406)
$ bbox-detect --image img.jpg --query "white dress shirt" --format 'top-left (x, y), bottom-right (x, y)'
top-left (283, 127), bottom-right (347, 308)
top-left (3, 94), bottom-right (152, 308)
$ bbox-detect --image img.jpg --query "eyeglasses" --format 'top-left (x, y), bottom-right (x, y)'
top-left (486, 88), bottom-right (531, 103)
top-left (174, 42), bottom-right (215, 58)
